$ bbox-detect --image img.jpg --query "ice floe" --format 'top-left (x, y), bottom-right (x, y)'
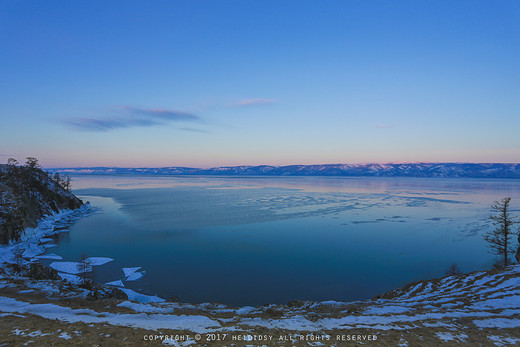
top-left (50, 262), bottom-right (90, 275)
top-left (120, 288), bottom-right (165, 304)
top-left (126, 271), bottom-right (145, 281)
top-left (106, 280), bottom-right (124, 287)
top-left (122, 267), bottom-right (141, 277)
top-left (87, 257), bottom-right (114, 266)
top-left (49, 257), bottom-right (113, 274)
top-left (35, 253), bottom-right (63, 260)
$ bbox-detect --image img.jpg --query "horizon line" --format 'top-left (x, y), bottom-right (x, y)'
top-left (42, 161), bottom-right (520, 170)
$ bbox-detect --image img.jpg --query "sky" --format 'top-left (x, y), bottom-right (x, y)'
top-left (1, 0), bottom-right (519, 168)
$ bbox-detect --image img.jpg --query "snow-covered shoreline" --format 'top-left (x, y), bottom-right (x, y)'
top-left (0, 205), bottom-right (95, 266)
top-left (0, 203), bottom-right (167, 304)
top-left (0, 204), bottom-right (519, 345)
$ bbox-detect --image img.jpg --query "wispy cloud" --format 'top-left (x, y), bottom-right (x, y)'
top-left (375, 124), bottom-right (397, 129)
top-left (63, 106), bottom-right (199, 132)
top-left (119, 106), bottom-right (198, 121)
top-left (179, 127), bottom-right (210, 133)
top-left (232, 98), bottom-right (277, 107)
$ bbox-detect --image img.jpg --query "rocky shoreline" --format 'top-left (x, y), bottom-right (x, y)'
top-left (0, 163), bottom-right (83, 244)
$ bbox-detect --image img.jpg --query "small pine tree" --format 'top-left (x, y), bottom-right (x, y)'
top-left (516, 226), bottom-right (520, 264)
top-left (484, 197), bottom-right (517, 268)
top-left (53, 172), bottom-right (61, 185)
top-left (6, 158), bottom-right (19, 175)
top-left (24, 157), bottom-right (40, 170)
top-left (52, 172), bottom-right (72, 191)
top-left (12, 248), bottom-right (24, 275)
top-left (445, 263), bottom-right (463, 276)
top-left (77, 253), bottom-right (92, 287)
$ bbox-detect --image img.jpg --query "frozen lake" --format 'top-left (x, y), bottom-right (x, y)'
top-left (44, 175), bottom-right (520, 306)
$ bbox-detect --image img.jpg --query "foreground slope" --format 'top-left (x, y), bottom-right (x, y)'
top-left (0, 264), bottom-right (518, 346)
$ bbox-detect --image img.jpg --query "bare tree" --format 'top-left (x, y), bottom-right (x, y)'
top-left (484, 197), bottom-right (517, 268)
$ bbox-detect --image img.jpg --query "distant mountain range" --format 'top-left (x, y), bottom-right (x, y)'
top-left (49, 163), bottom-right (520, 179)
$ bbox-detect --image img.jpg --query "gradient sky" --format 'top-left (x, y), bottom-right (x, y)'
top-left (1, 0), bottom-right (519, 168)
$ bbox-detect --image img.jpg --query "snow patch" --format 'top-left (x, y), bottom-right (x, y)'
top-left (59, 332), bottom-right (72, 340)
top-left (0, 296), bottom-right (220, 333)
top-left (236, 306), bottom-right (256, 315)
top-left (57, 272), bottom-right (82, 284)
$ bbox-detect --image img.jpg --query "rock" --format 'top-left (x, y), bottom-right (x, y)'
top-left (86, 289), bottom-right (101, 301)
top-left (108, 288), bottom-right (128, 300)
top-left (264, 308), bottom-right (284, 318)
top-left (26, 262), bottom-right (60, 280)
top-left (287, 300), bottom-right (307, 308)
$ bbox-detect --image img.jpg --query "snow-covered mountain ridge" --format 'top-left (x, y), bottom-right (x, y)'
top-left (52, 163), bottom-right (520, 178)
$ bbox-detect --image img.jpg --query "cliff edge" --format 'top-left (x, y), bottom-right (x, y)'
top-left (0, 163), bottom-right (83, 244)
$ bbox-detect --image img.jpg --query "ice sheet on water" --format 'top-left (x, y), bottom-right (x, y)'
top-left (50, 257), bottom-right (113, 274)
top-left (106, 280), bottom-right (124, 287)
top-left (35, 253), bottom-right (62, 260)
top-left (22, 244), bottom-right (45, 258)
top-left (87, 257), bottom-right (113, 266)
top-left (126, 271), bottom-right (144, 281)
top-left (50, 262), bottom-right (90, 274)
top-left (119, 288), bottom-right (165, 303)
top-left (122, 267), bottom-right (141, 277)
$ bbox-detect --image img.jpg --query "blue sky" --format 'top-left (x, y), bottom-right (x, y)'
top-left (1, 0), bottom-right (519, 168)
